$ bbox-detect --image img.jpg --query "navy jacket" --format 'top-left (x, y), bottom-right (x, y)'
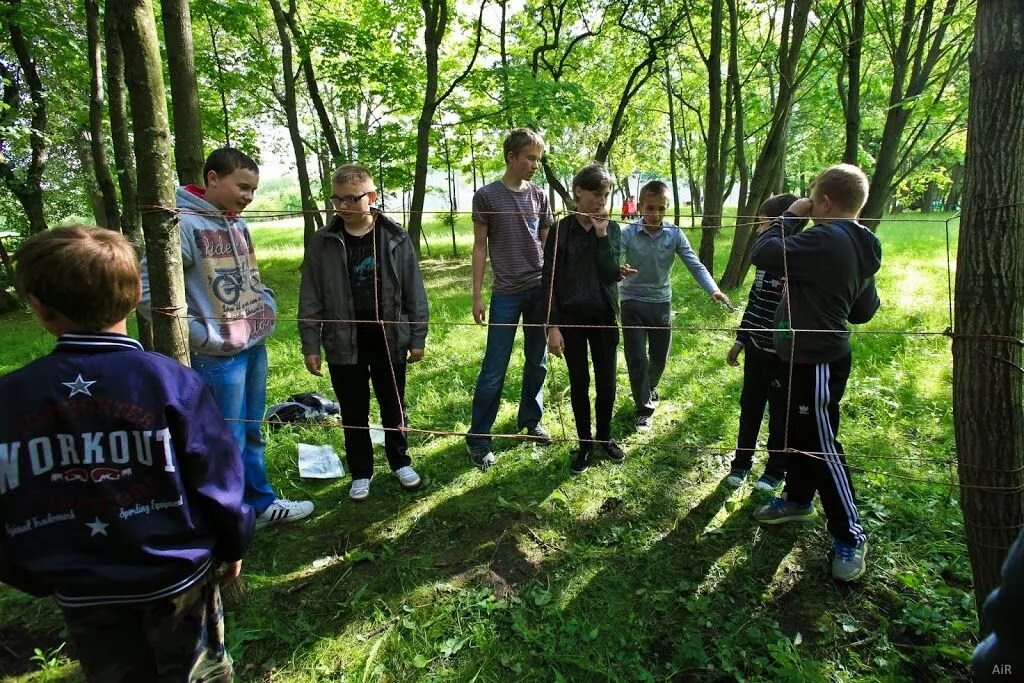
top-left (751, 213), bottom-right (881, 364)
top-left (973, 527), bottom-right (1024, 680)
top-left (0, 333), bottom-right (254, 608)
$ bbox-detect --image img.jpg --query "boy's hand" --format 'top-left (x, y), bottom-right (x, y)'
top-left (619, 262), bottom-right (638, 278)
top-left (547, 327), bottom-right (564, 358)
top-left (727, 341), bottom-right (743, 366)
top-left (223, 560), bottom-right (242, 582)
top-left (473, 295), bottom-right (486, 325)
top-left (304, 354), bottom-right (322, 376)
top-left (592, 212), bottom-right (610, 237)
top-left (408, 348), bottom-right (424, 363)
top-left (788, 198), bottom-right (813, 217)
top-left (711, 291), bottom-right (734, 309)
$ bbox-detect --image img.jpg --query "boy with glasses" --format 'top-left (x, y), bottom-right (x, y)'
top-left (299, 164), bottom-right (429, 501)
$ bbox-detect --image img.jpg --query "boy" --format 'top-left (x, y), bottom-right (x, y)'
top-left (299, 164), bottom-right (428, 501)
top-left (1, 225), bottom-right (254, 681)
top-left (140, 147), bottom-right (313, 529)
top-left (466, 128), bottom-right (555, 468)
top-left (543, 164), bottom-right (626, 474)
top-left (620, 181), bottom-right (732, 430)
top-left (749, 163), bottom-right (881, 582)
top-left (724, 194), bottom-right (806, 490)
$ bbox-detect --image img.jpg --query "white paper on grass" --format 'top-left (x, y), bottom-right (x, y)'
top-left (297, 443), bottom-right (345, 479)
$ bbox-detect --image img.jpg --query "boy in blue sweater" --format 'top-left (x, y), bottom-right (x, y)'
top-left (1, 226), bottom-right (254, 681)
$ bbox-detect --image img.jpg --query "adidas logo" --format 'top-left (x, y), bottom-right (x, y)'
top-left (798, 405), bottom-right (810, 415)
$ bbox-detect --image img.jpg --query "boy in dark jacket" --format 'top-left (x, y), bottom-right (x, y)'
top-left (749, 164), bottom-right (881, 582)
top-left (1, 225), bottom-right (254, 681)
top-left (543, 164), bottom-right (629, 474)
top-left (299, 164), bottom-right (429, 501)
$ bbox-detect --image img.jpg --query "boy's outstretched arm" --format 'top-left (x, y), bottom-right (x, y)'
top-left (673, 228), bottom-right (722, 297)
top-left (298, 247), bottom-right (325, 376)
top-left (471, 221), bottom-right (488, 325)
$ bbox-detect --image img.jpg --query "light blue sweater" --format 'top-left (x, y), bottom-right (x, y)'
top-left (619, 221), bottom-right (719, 303)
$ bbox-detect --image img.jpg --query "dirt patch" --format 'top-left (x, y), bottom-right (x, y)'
top-left (447, 528), bottom-right (543, 598)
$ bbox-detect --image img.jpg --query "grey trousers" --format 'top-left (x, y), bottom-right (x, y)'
top-left (621, 299), bottom-right (672, 417)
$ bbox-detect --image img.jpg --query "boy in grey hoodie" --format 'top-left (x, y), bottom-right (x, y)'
top-left (749, 163), bottom-right (881, 583)
top-left (141, 147), bottom-right (313, 530)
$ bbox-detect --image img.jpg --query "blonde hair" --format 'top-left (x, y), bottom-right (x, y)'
top-left (811, 164), bottom-right (869, 214)
top-left (503, 128), bottom-right (545, 160)
top-left (15, 225), bottom-right (141, 330)
top-left (331, 163), bottom-right (374, 187)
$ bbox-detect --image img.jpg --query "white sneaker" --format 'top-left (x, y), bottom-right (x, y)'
top-left (255, 498), bottom-right (314, 529)
top-left (349, 478), bottom-right (371, 501)
top-left (393, 466), bottom-right (421, 489)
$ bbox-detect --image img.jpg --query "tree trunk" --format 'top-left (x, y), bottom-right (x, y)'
top-left (204, 11), bottom-right (231, 146)
top-left (728, 0), bottom-right (749, 219)
top-left (697, 0), bottom-right (725, 273)
top-left (85, 0), bottom-right (121, 230)
top-left (952, 0), bottom-right (1024, 635)
top-left (283, 12), bottom-right (341, 164)
top-left (842, 0), bottom-right (864, 164)
top-left (74, 131), bottom-right (106, 225)
top-left (109, 0), bottom-right (188, 364)
top-left (921, 180), bottom-right (938, 212)
top-left (268, 0), bottom-right (320, 248)
top-left (665, 63), bottom-right (681, 227)
top-left (945, 162), bottom-right (964, 211)
top-left (160, 0), bottom-right (204, 185)
top-left (0, 0), bottom-right (48, 234)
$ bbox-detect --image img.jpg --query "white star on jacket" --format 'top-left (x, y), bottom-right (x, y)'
top-left (85, 517), bottom-right (109, 536)
top-left (62, 374), bottom-right (97, 398)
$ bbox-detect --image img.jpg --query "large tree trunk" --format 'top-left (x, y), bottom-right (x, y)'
top-left (282, 11), bottom-right (341, 164)
top-left (160, 0), bottom-right (204, 185)
top-left (103, 10), bottom-right (149, 346)
top-left (665, 63), bottom-right (681, 227)
top-left (268, 0), bottom-right (320, 248)
top-left (695, 0), bottom-right (728, 273)
top-left (0, 0), bottom-right (48, 234)
top-left (85, 0), bottom-right (121, 230)
top-left (839, 0), bottom-right (864, 164)
top-left (110, 0), bottom-right (189, 364)
top-left (74, 131), bottom-right (106, 225)
top-left (952, 0), bottom-right (1024, 635)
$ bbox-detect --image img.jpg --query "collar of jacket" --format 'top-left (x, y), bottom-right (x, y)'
top-left (319, 211), bottom-right (406, 247)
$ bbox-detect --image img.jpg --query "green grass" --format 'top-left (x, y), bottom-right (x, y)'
top-left (0, 213), bottom-right (973, 682)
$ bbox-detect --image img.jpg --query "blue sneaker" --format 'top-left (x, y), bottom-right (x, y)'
top-left (753, 497), bottom-right (817, 524)
top-left (754, 473), bottom-right (783, 491)
top-left (832, 540), bottom-right (868, 581)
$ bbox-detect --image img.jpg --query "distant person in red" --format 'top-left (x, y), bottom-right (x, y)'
top-left (621, 195), bottom-right (637, 221)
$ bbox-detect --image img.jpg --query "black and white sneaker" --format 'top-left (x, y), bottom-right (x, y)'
top-left (255, 498), bottom-right (314, 529)
top-left (570, 447), bottom-right (592, 475)
top-left (602, 440), bottom-right (625, 463)
top-left (467, 444), bottom-right (497, 470)
top-left (525, 424), bottom-right (553, 445)
top-left (634, 414), bottom-right (653, 431)
top-left (649, 389), bottom-right (660, 407)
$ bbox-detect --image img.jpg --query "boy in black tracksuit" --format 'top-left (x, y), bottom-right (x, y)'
top-left (749, 164), bottom-right (881, 582)
top-left (725, 194), bottom-right (807, 490)
top-left (542, 164), bottom-right (628, 474)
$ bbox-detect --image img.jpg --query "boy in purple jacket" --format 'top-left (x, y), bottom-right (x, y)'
top-left (0, 226), bottom-right (254, 681)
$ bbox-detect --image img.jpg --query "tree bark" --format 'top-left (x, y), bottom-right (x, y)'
top-left (85, 0), bottom-right (121, 230)
top-left (268, 0), bottom-right (320, 248)
top-left (109, 0), bottom-right (189, 364)
top-left (0, 0), bottom-right (48, 234)
top-left (952, 0), bottom-right (1024, 635)
top-left (160, 0), bottom-right (204, 185)
top-left (74, 130), bottom-right (106, 225)
top-left (283, 11), bottom-right (341, 164)
top-left (694, 0), bottom-right (726, 273)
top-left (665, 63), bottom-right (681, 227)
top-left (841, 0), bottom-right (864, 164)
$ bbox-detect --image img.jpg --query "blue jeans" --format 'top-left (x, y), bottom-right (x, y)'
top-left (467, 286), bottom-right (548, 449)
top-left (192, 345), bottom-right (277, 514)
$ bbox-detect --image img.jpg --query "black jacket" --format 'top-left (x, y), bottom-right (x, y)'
top-left (541, 215), bottom-right (623, 326)
top-left (750, 213), bottom-right (881, 364)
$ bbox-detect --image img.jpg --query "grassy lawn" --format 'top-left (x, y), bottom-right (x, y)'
top-left (0, 212), bottom-right (974, 682)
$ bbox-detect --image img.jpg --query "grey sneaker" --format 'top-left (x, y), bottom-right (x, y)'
top-left (349, 478), bottom-right (371, 501)
top-left (754, 473), bottom-right (783, 491)
top-left (467, 444), bottom-right (497, 470)
top-left (393, 465), bottom-right (421, 489)
top-left (724, 468), bottom-right (749, 488)
top-left (832, 540), bottom-right (868, 582)
top-left (525, 424), bottom-right (553, 445)
top-left (753, 497), bottom-right (817, 524)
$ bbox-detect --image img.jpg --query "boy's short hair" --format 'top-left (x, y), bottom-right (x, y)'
top-left (572, 163), bottom-right (613, 193)
top-left (638, 181), bottom-right (669, 204)
top-left (503, 128), bottom-right (545, 160)
top-left (758, 194), bottom-right (799, 218)
top-left (811, 164), bottom-right (869, 213)
top-left (331, 163), bottom-right (374, 187)
top-left (203, 147), bottom-right (259, 183)
top-left (15, 225), bottom-right (141, 330)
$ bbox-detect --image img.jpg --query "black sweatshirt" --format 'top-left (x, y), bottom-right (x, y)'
top-left (750, 213), bottom-right (882, 364)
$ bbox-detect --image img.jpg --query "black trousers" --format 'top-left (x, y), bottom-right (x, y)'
top-left (561, 321), bottom-right (619, 448)
top-left (730, 343), bottom-right (788, 478)
top-left (329, 337), bottom-right (410, 480)
top-left (782, 354), bottom-right (866, 547)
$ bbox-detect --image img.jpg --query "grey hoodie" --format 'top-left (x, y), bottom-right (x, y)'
top-left (140, 186), bottom-right (277, 356)
top-left (750, 213), bottom-right (881, 364)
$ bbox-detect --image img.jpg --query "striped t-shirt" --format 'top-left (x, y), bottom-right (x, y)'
top-left (472, 181), bottom-right (554, 294)
top-left (736, 268), bottom-right (785, 353)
